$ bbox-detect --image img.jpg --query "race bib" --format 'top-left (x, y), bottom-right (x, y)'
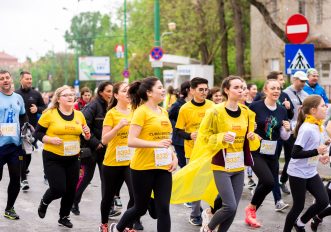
top-left (0, 123), bottom-right (17, 136)
top-left (63, 141), bottom-right (80, 156)
top-left (224, 151), bottom-right (244, 170)
top-left (116, 146), bottom-right (134, 162)
top-left (154, 148), bottom-right (172, 166)
top-left (260, 140), bottom-right (277, 155)
top-left (307, 155), bottom-right (319, 166)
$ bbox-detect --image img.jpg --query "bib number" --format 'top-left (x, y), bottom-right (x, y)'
top-left (224, 151), bottom-right (244, 170)
top-left (0, 123), bottom-right (17, 136)
top-left (154, 148), bottom-right (172, 166)
top-left (63, 141), bottom-right (80, 156)
top-left (260, 140), bottom-right (277, 155)
top-left (116, 146), bottom-right (134, 162)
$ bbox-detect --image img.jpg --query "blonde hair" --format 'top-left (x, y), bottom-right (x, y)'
top-left (45, 85), bottom-right (74, 112)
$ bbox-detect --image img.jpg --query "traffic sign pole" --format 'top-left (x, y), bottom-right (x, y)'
top-left (154, 0), bottom-right (161, 79)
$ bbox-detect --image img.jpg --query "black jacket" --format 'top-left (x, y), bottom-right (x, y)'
top-left (81, 95), bottom-right (108, 149)
top-left (168, 98), bottom-right (186, 146)
top-left (15, 87), bottom-right (46, 127)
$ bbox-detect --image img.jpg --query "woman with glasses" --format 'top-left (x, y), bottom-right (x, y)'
top-left (33, 85), bottom-right (90, 228)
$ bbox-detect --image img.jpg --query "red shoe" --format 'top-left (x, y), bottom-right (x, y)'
top-left (123, 228), bottom-right (136, 232)
top-left (245, 206), bottom-right (261, 228)
top-left (99, 223), bottom-right (109, 232)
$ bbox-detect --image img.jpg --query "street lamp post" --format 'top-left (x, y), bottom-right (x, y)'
top-left (124, 0), bottom-right (129, 83)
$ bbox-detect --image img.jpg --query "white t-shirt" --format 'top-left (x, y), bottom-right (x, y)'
top-left (287, 122), bottom-right (322, 179)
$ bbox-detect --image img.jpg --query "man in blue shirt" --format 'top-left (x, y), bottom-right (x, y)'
top-left (0, 70), bottom-right (27, 220)
top-left (303, 68), bottom-right (329, 103)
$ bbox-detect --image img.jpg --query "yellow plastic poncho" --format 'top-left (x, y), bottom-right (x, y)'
top-left (170, 102), bottom-right (260, 207)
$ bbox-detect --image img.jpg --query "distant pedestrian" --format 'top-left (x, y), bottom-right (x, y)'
top-left (303, 68), bottom-right (329, 104)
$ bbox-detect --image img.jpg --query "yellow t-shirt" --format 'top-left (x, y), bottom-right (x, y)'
top-left (130, 104), bottom-right (173, 170)
top-left (38, 109), bottom-right (86, 156)
top-left (175, 100), bottom-right (214, 158)
top-left (103, 108), bottom-right (133, 166)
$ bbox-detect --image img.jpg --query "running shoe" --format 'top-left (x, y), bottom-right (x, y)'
top-left (201, 208), bottom-right (213, 227)
top-left (200, 225), bottom-right (216, 232)
top-left (184, 202), bottom-right (192, 208)
top-left (4, 207), bottom-right (19, 220)
top-left (293, 221), bottom-right (306, 232)
top-left (310, 215), bottom-right (322, 231)
top-left (21, 180), bottom-right (30, 191)
top-left (244, 206), bottom-right (261, 228)
top-left (109, 209), bottom-right (121, 218)
top-left (109, 223), bottom-right (136, 232)
top-left (114, 196), bottom-right (123, 209)
top-left (275, 200), bottom-right (289, 212)
top-left (133, 219), bottom-right (144, 230)
top-left (58, 216), bottom-right (73, 228)
top-left (99, 223), bottom-right (109, 232)
top-left (38, 199), bottom-right (48, 219)
top-left (247, 179), bottom-right (256, 188)
top-left (189, 216), bottom-right (202, 226)
top-left (280, 182), bottom-right (291, 194)
top-left (71, 203), bottom-right (80, 216)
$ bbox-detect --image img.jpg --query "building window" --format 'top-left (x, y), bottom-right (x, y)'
top-left (320, 62), bottom-right (330, 79)
top-left (270, 58), bottom-right (280, 71)
top-left (299, 0), bottom-right (306, 15)
top-left (316, 0), bottom-right (323, 24)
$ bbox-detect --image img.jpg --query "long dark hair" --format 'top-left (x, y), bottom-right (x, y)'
top-left (108, 82), bottom-right (126, 110)
top-left (128, 77), bottom-right (159, 110)
top-left (294, 95), bottom-right (322, 137)
top-left (97, 81), bottom-right (112, 98)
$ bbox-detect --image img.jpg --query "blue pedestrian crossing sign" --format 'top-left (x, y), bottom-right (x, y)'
top-left (285, 44), bottom-right (314, 75)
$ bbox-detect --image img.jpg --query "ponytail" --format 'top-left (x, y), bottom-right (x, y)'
top-left (128, 81), bottom-right (142, 110)
top-left (294, 107), bottom-right (305, 138)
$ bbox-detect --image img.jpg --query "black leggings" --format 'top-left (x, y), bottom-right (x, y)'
top-left (100, 165), bottom-right (133, 224)
top-left (280, 135), bottom-right (295, 184)
top-left (20, 153), bottom-right (31, 181)
top-left (251, 154), bottom-right (277, 209)
top-left (117, 169), bottom-right (172, 232)
top-left (317, 181), bottom-right (331, 219)
top-left (283, 174), bottom-right (329, 232)
top-left (42, 151), bottom-right (80, 217)
top-left (74, 149), bottom-right (105, 205)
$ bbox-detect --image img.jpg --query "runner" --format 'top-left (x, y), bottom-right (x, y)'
top-left (207, 87), bottom-right (222, 104)
top-left (283, 95), bottom-right (329, 232)
top-left (244, 79), bottom-right (291, 228)
top-left (34, 85), bottom-right (90, 228)
top-left (99, 82), bottom-right (142, 231)
top-left (0, 70), bottom-right (27, 220)
top-left (175, 77), bottom-right (214, 226)
top-left (197, 75), bottom-right (260, 232)
top-left (74, 87), bottom-right (92, 111)
top-left (110, 77), bottom-right (178, 232)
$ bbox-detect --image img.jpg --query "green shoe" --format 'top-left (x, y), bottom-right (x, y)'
top-left (4, 207), bottom-right (20, 220)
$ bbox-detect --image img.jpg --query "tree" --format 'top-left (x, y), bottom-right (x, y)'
top-left (248, 0), bottom-right (288, 43)
top-left (65, 12), bottom-right (107, 56)
top-left (217, 0), bottom-right (229, 78)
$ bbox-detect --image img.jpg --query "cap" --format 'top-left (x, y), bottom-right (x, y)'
top-left (292, 71), bottom-right (308, 81)
top-left (306, 68), bottom-right (318, 76)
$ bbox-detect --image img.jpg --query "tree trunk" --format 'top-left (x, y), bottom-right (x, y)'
top-left (195, 0), bottom-right (210, 64)
top-left (230, 0), bottom-right (245, 76)
top-left (217, 0), bottom-right (229, 77)
top-left (248, 0), bottom-right (289, 43)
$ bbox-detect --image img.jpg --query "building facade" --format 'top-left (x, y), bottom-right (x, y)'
top-left (0, 51), bottom-right (19, 69)
top-left (251, 0), bottom-right (331, 97)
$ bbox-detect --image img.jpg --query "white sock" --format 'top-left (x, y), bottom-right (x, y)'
top-left (297, 218), bottom-right (305, 227)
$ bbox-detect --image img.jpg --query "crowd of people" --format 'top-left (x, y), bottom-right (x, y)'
top-left (0, 68), bottom-right (331, 232)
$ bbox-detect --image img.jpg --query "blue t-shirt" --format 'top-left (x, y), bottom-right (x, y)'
top-left (0, 92), bottom-right (25, 146)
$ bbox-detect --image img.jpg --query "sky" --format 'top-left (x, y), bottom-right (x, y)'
top-left (0, 0), bottom-right (123, 62)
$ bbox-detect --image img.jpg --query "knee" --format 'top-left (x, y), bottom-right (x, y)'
top-left (317, 197), bottom-right (329, 209)
top-left (223, 203), bottom-right (237, 215)
top-left (156, 205), bottom-right (170, 217)
top-left (263, 178), bottom-right (275, 191)
top-left (50, 186), bottom-right (66, 199)
top-left (134, 206), bottom-right (148, 217)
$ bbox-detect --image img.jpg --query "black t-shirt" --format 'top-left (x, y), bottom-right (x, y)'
top-left (250, 100), bottom-right (288, 141)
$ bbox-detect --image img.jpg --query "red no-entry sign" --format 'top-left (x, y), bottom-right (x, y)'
top-left (286, 14), bottom-right (309, 44)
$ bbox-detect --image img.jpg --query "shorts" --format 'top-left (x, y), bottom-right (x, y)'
top-left (0, 144), bottom-right (22, 166)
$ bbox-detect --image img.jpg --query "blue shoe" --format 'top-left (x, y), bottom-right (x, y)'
top-left (184, 202), bottom-right (192, 208)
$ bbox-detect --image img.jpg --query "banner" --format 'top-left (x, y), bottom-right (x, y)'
top-left (79, 56), bottom-right (110, 81)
